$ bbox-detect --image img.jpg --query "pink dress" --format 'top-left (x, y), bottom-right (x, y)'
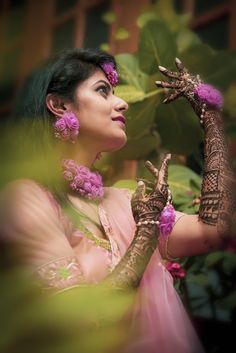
top-left (0, 181), bottom-right (204, 353)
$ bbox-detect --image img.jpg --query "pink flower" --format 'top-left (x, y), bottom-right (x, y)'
top-left (61, 128), bottom-right (71, 140)
top-left (64, 112), bottom-right (79, 130)
top-left (159, 223), bottom-right (173, 236)
top-left (62, 170), bottom-right (74, 181)
top-left (53, 112), bottom-right (79, 142)
top-left (61, 159), bottom-right (104, 200)
top-left (194, 83), bottom-right (224, 108)
top-left (160, 204), bottom-right (176, 224)
top-left (166, 262), bottom-right (186, 279)
top-left (100, 62), bottom-right (118, 86)
top-left (54, 118), bottom-right (66, 131)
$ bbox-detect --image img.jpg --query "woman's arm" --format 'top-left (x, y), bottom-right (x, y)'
top-left (156, 59), bottom-right (236, 259)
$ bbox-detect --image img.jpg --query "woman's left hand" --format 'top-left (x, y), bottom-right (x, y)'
top-left (131, 154), bottom-right (171, 227)
top-left (155, 58), bottom-right (202, 106)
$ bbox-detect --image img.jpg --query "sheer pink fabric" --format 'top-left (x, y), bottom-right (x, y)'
top-left (97, 187), bottom-right (204, 353)
top-left (0, 181), bottom-right (204, 353)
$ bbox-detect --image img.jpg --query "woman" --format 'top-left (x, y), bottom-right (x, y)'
top-left (0, 48), bottom-right (235, 353)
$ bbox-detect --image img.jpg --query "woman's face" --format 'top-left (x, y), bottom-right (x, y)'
top-left (68, 69), bottom-right (128, 152)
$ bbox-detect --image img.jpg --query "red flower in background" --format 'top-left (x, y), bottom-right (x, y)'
top-left (166, 262), bottom-right (186, 279)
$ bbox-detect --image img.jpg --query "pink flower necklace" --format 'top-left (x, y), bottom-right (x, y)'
top-left (62, 159), bottom-right (104, 200)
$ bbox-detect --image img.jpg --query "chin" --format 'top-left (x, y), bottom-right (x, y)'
top-left (106, 134), bottom-right (127, 152)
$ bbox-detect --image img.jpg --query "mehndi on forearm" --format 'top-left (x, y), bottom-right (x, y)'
top-left (104, 225), bottom-right (158, 290)
top-left (199, 109), bottom-right (236, 243)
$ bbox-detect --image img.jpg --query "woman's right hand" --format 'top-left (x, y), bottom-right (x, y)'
top-left (131, 154), bottom-right (171, 227)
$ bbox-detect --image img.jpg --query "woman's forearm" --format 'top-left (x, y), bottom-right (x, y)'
top-left (198, 109), bottom-right (236, 242)
top-left (104, 225), bottom-right (158, 290)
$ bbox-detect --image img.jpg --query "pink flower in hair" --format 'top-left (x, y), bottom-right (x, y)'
top-left (101, 62), bottom-right (118, 86)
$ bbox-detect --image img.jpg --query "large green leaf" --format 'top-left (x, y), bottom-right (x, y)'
top-left (181, 45), bottom-right (236, 91)
top-left (114, 84), bottom-right (145, 103)
top-left (168, 164), bottom-right (201, 200)
top-left (115, 54), bottom-right (148, 91)
top-left (125, 95), bottom-right (161, 139)
top-left (115, 84), bottom-right (162, 104)
top-left (112, 179), bottom-right (137, 191)
top-left (138, 19), bottom-right (177, 75)
top-left (155, 99), bottom-right (203, 154)
top-left (113, 134), bottom-right (160, 160)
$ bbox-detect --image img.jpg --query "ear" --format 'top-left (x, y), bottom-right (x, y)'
top-left (46, 93), bottom-right (70, 117)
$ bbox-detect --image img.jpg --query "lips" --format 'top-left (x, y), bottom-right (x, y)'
top-left (112, 116), bottom-right (126, 125)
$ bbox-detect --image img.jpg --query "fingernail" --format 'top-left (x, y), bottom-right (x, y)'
top-left (175, 57), bottom-right (181, 64)
top-left (158, 65), bottom-right (166, 71)
top-left (163, 98), bottom-right (168, 103)
top-left (155, 80), bottom-right (161, 85)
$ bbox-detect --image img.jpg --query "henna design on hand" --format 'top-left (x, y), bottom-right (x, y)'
top-left (131, 154), bottom-right (170, 225)
top-left (156, 58), bottom-right (236, 246)
top-left (105, 154), bottom-right (171, 290)
top-left (156, 58), bottom-right (202, 110)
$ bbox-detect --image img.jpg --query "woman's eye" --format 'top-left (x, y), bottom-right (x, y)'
top-left (97, 86), bottom-right (108, 96)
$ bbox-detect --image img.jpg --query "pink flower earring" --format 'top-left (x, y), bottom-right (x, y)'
top-left (53, 111), bottom-right (80, 143)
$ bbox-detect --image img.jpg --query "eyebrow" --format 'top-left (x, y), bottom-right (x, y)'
top-left (94, 80), bottom-right (113, 93)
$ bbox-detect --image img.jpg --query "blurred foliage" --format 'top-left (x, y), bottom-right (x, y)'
top-left (0, 267), bottom-right (134, 353)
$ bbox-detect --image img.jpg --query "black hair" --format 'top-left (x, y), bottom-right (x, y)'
top-left (2, 48), bottom-right (116, 189)
top-left (13, 47), bottom-right (116, 122)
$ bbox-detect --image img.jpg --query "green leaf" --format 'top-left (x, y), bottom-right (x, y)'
top-left (155, 99), bottom-right (203, 154)
top-left (114, 84), bottom-right (145, 103)
top-left (125, 95), bottom-right (161, 139)
top-left (176, 29), bottom-right (201, 53)
top-left (217, 291), bottom-right (236, 310)
top-left (115, 53), bottom-right (149, 91)
top-left (115, 27), bottom-right (130, 41)
top-left (222, 253), bottom-right (236, 276)
top-left (102, 11), bottom-right (117, 24)
top-left (113, 134), bottom-right (160, 160)
top-left (189, 178), bottom-right (201, 194)
top-left (186, 273), bottom-right (210, 287)
top-left (204, 252), bottom-right (225, 267)
top-left (181, 45), bottom-right (236, 91)
top-left (112, 179), bottom-right (137, 191)
top-left (138, 19), bottom-right (177, 75)
top-left (168, 164), bottom-right (201, 200)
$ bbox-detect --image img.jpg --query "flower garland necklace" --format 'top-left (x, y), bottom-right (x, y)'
top-left (62, 159), bottom-right (104, 200)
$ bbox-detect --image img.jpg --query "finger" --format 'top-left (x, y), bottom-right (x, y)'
top-left (132, 180), bottom-right (146, 201)
top-left (144, 160), bottom-right (159, 180)
top-left (175, 57), bottom-right (188, 74)
top-left (163, 90), bottom-right (183, 103)
top-left (155, 80), bottom-right (182, 89)
top-left (158, 66), bottom-right (181, 80)
top-left (157, 153), bottom-right (171, 189)
top-left (136, 178), bottom-right (155, 189)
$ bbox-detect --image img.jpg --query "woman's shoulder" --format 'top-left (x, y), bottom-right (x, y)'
top-left (0, 179), bottom-right (60, 230)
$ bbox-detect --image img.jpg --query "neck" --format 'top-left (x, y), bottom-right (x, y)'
top-left (59, 140), bottom-right (99, 168)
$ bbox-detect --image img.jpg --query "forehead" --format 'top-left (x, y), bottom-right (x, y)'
top-left (80, 69), bottom-right (109, 87)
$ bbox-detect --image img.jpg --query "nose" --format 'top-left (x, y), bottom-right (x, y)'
top-left (114, 97), bottom-right (129, 113)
